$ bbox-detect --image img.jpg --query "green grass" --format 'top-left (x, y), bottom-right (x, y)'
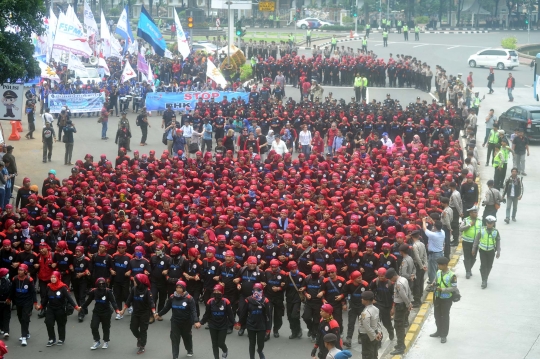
top-left (191, 32), bottom-right (327, 43)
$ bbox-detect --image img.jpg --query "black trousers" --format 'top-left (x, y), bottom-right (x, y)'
top-left (171, 321), bottom-right (193, 358)
top-left (39, 280), bottom-right (50, 305)
top-left (27, 120), bottom-right (35, 138)
top-left (332, 304), bottom-right (343, 334)
top-left (268, 299), bottom-right (284, 332)
top-left (494, 165), bottom-right (507, 190)
top-left (16, 304), bottom-right (32, 337)
top-left (186, 283), bottom-right (202, 317)
top-left (140, 125), bottom-right (148, 144)
top-left (91, 312), bottom-right (112, 342)
top-left (0, 302), bottom-right (11, 333)
top-left (43, 142), bottom-right (53, 161)
top-left (225, 292), bottom-right (239, 329)
top-left (486, 143), bottom-right (496, 164)
top-left (462, 241), bottom-right (477, 273)
top-left (209, 328), bottom-right (228, 359)
top-left (302, 302), bottom-right (321, 336)
top-left (286, 301), bottom-right (301, 334)
top-left (394, 303), bottom-right (408, 348)
top-left (374, 303), bottom-right (393, 336)
top-left (201, 139), bottom-right (213, 153)
top-left (346, 306), bottom-right (363, 339)
top-left (354, 87), bottom-right (362, 102)
top-left (113, 281), bottom-right (130, 309)
top-left (151, 283), bottom-right (167, 312)
top-left (72, 278), bottom-right (87, 314)
top-left (247, 329), bottom-right (265, 359)
top-left (360, 333), bottom-right (378, 359)
top-left (130, 314), bottom-right (150, 347)
top-left (479, 249), bottom-right (496, 282)
top-left (444, 226), bottom-right (451, 259)
top-left (413, 265), bottom-right (425, 303)
top-left (482, 205), bottom-right (498, 226)
top-left (434, 298), bottom-right (452, 337)
top-left (45, 307), bottom-right (67, 341)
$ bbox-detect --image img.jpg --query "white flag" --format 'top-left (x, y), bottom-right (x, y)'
top-left (128, 39), bottom-right (138, 54)
top-left (98, 56), bottom-right (110, 76)
top-left (164, 48), bottom-right (173, 59)
top-left (121, 60), bottom-right (136, 83)
top-left (206, 60), bottom-right (227, 88)
top-left (147, 64), bottom-right (155, 91)
top-left (173, 9), bottom-right (191, 58)
top-left (84, 1), bottom-right (99, 37)
top-left (38, 61), bottom-right (61, 82)
top-left (68, 52), bottom-right (88, 75)
top-left (110, 36), bottom-right (123, 59)
top-left (53, 12), bottom-right (93, 57)
top-left (100, 10), bottom-right (111, 58)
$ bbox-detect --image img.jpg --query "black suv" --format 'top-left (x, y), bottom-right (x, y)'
top-left (498, 105), bottom-right (540, 142)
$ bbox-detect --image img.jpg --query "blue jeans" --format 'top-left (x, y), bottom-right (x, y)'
top-left (101, 121), bottom-right (108, 138)
top-left (301, 145), bottom-right (311, 156)
top-left (507, 88), bottom-right (514, 100)
top-left (505, 195), bottom-right (519, 219)
top-left (428, 251), bottom-right (444, 283)
top-left (0, 188), bottom-right (5, 209)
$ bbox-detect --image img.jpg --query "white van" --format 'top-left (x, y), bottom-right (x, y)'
top-left (69, 67), bottom-right (102, 85)
top-left (467, 48), bottom-right (519, 70)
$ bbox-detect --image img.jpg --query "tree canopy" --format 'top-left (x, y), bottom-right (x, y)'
top-left (0, 0), bottom-right (45, 83)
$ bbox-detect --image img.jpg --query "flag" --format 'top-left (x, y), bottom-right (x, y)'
top-left (110, 36), bottom-right (123, 59)
top-left (121, 60), bottom-right (136, 83)
top-left (173, 9), bottom-right (190, 58)
top-left (38, 61), bottom-right (61, 82)
top-left (100, 10), bottom-right (111, 58)
top-left (68, 52), bottom-right (88, 75)
top-left (116, 7), bottom-right (134, 52)
top-left (206, 60), bottom-right (228, 87)
top-left (164, 48), bottom-right (173, 59)
top-left (128, 39), bottom-right (138, 54)
top-left (98, 56), bottom-right (110, 76)
top-left (84, 1), bottom-right (99, 37)
top-left (137, 6), bottom-right (166, 57)
top-left (147, 64), bottom-right (155, 91)
top-left (137, 51), bottom-right (149, 74)
top-left (53, 12), bottom-right (93, 57)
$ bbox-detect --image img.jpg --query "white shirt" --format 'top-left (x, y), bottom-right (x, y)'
top-left (181, 125), bottom-right (193, 138)
top-left (271, 139), bottom-right (288, 155)
top-left (299, 130), bottom-right (312, 146)
top-left (42, 113), bottom-right (54, 128)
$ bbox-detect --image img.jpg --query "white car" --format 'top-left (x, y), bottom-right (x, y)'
top-left (467, 48), bottom-right (519, 70)
top-left (192, 41), bottom-right (218, 53)
top-left (70, 67), bottom-right (102, 85)
top-left (296, 18), bottom-right (332, 29)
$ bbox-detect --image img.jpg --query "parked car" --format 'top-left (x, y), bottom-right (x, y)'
top-left (192, 41), bottom-right (218, 53)
top-left (296, 18), bottom-right (332, 29)
top-left (467, 48), bottom-right (519, 70)
top-left (498, 105), bottom-right (540, 142)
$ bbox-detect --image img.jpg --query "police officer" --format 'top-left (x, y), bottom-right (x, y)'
top-left (472, 216), bottom-right (501, 289)
top-left (402, 24), bottom-right (409, 40)
top-left (459, 205), bottom-right (481, 279)
top-left (359, 291), bottom-right (382, 359)
top-left (382, 30), bottom-right (388, 47)
top-left (155, 280), bottom-right (201, 359)
top-left (414, 25), bottom-right (420, 40)
top-left (386, 268), bottom-right (412, 355)
top-left (429, 257), bottom-right (458, 343)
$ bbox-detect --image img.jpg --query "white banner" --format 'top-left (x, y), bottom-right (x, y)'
top-left (100, 10), bottom-right (111, 58)
top-left (84, 1), bottom-right (99, 37)
top-left (68, 52), bottom-right (88, 75)
top-left (121, 61), bottom-right (136, 83)
top-left (39, 61), bottom-right (61, 82)
top-left (174, 9), bottom-right (191, 58)
top-left (0, 84), bottom-right (25, 121)
top-left (206, 61), bottom-right (228, 87)
top-left (53, 12), bottom-right (92, 57)
top-left (98, 56), bottom-right (110, 76)
top-left (47, 7), bottom-right (58, 62)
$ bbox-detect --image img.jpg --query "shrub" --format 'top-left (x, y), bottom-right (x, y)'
top-left (501, 36), bottom-right (518, 50)
top-left (240, 64), bottom-right (253, 82)
top-left (414, 16), bottom-right (429, 25)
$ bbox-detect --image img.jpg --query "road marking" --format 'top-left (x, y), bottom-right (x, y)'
top-left (320, 86), bottom-right (427, 89)
top-left (374, 43), bottom-right (383, 46)
top-left (344, 39), bottom-right (485, 48)
top-left (413, 44), bottom-right (427, 48)
top-left (447, 46), bottom-right (460, 49)
top-left (429, 92), bottom-right (438, 102)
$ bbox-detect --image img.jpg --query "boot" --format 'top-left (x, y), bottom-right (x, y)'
top-left (38, 309), bottom-right (46, 319)
top-left (343, 338), bottom-right (352, 348)
top-left (78, 313), bottom-right (85, 323)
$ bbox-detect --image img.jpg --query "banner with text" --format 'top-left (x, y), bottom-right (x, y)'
top-left (49, 93), bottom-right (105, 113)
top-left (145, 91), bottom-right (251, 112)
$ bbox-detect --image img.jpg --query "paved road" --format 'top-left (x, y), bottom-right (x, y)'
top-left (406, 87), bottom-right (540, 359)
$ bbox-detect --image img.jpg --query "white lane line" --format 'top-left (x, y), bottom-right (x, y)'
top-left (375, 43), bottom-right (383, 46)
top-left (447, 46), bottom-right (460, 49)
top-left (413, 44), bottom-right (427, 48)
top-left (429, 92), bottom-right (438, 102)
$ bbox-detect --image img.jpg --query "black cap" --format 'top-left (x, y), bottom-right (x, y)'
top-left (3, 90), bottom-right (18, 99)
top-left (323, 333), bottom-right (337, 343)
top-left (385, 268), bottom-right (397, 279)
top-left (437, 257), bottom-right (450, 265)
top-left (6, 145), bottom-right (14, 151)
top-left (399, 244), bottom-right (409, 252)
top-left (361, 291), bottom-right (374, 300)
top-left (410, 230), bottom-right (421, 237)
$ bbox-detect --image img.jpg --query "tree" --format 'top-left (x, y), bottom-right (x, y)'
top-left (0, 0), bottom-right (45, 83)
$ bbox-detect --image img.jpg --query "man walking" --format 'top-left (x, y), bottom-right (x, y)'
top-left (62, 120), bottom-right (76, 165)
top-left (505, 73), bottom-right (515, 102)
top-left (358, 291), bottom-right (382, 359)
top-left (411, 230), bottom-right (427, 307)
top-left (502, 167), bottom-right (524, 223)
top-left (387, 268), bottom-right (412, 355)
top-left (511, 128), bottom-right (529, 176)
top-left (482, 180), bottom-right (502, 225)
top-left (429, 257), bottom-right (458, 344)
top-left (472, 216), bottom-right (501, 289)
top-left (448, 182), bottom-right (462, 246)
top-left (487, 68), bottom-right (495, 94)
top-left (42, 121), bottom-right (56, 163)
top-left (459, 205), bottom-right (481, 279)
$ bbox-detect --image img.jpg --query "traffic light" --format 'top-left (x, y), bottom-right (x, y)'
top-left (525, 18), bottom-right (529, 24)
top-left (187, 17), bottom-right (193, 28)
top-left (352, 6), bottom-right (357, 17)
top-left (235, 21), bottom-right (242, 36)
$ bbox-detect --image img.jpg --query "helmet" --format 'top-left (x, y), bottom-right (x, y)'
top-left (176, 280), bottom-right (187, 290)
top-left (485, 215), bottom-right (497, 223)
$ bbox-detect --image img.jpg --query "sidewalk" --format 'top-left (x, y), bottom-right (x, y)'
top-left (405, 87), bottom-right (540, 359)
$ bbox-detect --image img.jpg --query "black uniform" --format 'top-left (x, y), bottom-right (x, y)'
top-left (125, 283), bottom-right (155, 347)
top-left (42, 284), bottom-right (78, 342)
top-left (239, 295), bottom-right (271, 359)
top-left (82, 286), bottom-right (119, 343)
top-left (200, 297), bottom-right (234, 359)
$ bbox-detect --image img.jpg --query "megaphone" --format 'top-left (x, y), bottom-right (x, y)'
top-left (89, 56), bottom-right (98, 66)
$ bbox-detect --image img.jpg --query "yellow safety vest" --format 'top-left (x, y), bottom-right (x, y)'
top-left (436, 270), bottom-right (455, 299)
top-left (269, 15), bottom-right (273, 20)
top-left (415, 26), bottom-right (419, 33)
top-left (362, 38), bottom-right (367, 45)
top-left (382, 31), bottom-right (388, 38)
top-left (366, 24), bottom-right (371, 29)
top-left (331, 38), bottom-right (337, 45)
top-left (397, 21), bottom-right (402, 26)
top-left (473, 97), bottom-right (481, 107)
top-left (488, 129), bottom-right (499, 144)
top-left (354, 77), bottom-right (363, 87)
top-left (479, 228), bottom-right (498, 251)
top-left (500, 147), bottom-right (510, 163)
top-left (462, 217), bottom-right (481, 242)
top-left (306, 30), bottom-right (311, 37)
top-left (403, 25), bottom-right (408, 32)
top-left (362, 77), bottom-right (368, 86)
top-left (493, 153), bottom-right (502, 169)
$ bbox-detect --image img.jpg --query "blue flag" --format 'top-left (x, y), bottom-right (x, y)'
top-left (137, 6), bottom-right (166, 56)
top-left (116, 6), bottom-right (134, 53)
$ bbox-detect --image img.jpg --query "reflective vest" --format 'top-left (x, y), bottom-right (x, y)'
top-left (331, 38), bottom-right (337, 45)
top-left (436, 270), bottom-right (454, 299)
top-left (397, 21), bottom-right (402, 26)
top-left (415, 26), bottom-right (419, 33)
top-left (269, 15), bottom-right (274, 20)
top-left (362, 38), bottom-right (367, 45)
top-left (306, 30), bottom-right (311, 37)
top-left (500, 147), bottom-right (510, 163)
top-left (488, 129), bottom-right (499, 144)
top-left (479, 228), bottom-right (498, 251)
top-left (403, 25), bottom-right (408, 32)
top-left (362, 77), bottom-right (368, 86)
top-left (354, 77), bottom-right (363, 87)
top-left (289, 35), bottom-right (295, 42)
top-left (462, 217), bottom-right (481, 242)
top-left (493, 152), bottom-right (502, 169)
top-left (382, 31), bottom-right (388, 38)
top-left (366, 24), bottom-right (371, 30)
top-left (473, 97), bottom-right (481, 107)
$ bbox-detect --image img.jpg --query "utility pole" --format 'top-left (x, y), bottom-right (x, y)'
top-left (354, 0), bottom-right (358, 35)
top-left (378, 0), bottom-right (382, 29)
top-left (387, 0), bottom-right (390, 28)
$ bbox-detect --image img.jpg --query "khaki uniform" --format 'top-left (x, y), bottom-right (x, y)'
top-left (359, 304), bottom-right (380, 359)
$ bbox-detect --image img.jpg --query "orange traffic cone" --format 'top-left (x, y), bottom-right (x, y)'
top-left (8, 121), bottom-right (20, 141)
top-left (16, 121), bottom-right (23, 132)
top-left (350, 30), bottom-right (353, 38)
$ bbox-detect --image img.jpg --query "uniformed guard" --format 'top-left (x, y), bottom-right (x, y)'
top-left (382, 30), bottom-right (388, 47)
top-left (414, 25), bottom-right (420, 40)
top-left (429, 256), bottom-right (458, 343)
top-left (362, 36), bottom-right (368, 53)
top-left (402, 24), bottom-right (409, 41)
top-left (472, 215), bottom-right (501, 289)
top-left (359, 291), bottom-right (382, 359)
top-left (386, 268), bottom-right (412, 355)
top-left (306, 29), bottom-right (312, 47)
top-left (365, 23), bottom-right (371, 38)
top-left (459, 205), bottom-right (481, 279)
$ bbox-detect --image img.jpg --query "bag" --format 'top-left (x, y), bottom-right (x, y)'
top-left (188, 142), bottom-right (199, 154)
top-left (441, 274), bottom-right (461, 302)
top-left (162, 131), bottom-right (168, 145)
top-left (490, 189), bottom-right (501, 210)
top-left (97, 117), bottom-right (103, 123)
top-left (289, 273), bottom-right (306, 302)
top-left (65, 301), bottom-right (75, 315)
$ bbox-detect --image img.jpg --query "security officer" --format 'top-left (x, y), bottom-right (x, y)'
top-left (414, 25), bottom-right (420, 40)
top-left (482, 180), bottom-right (502, 225)
top-left (472, 216), bottom-right (501, 289)
top-left (365, 23), bottom-right (371, 38)
top-left (306, 29), bottom-right (312, 47)
top-left (386, 268), bottom-right (412, 355)
top-left (402, 24), bottom-right (409, 41)
top-left (382, 30), bottom-right (388, 47)
top-left (362, 36), bottom-right (368, 53)
top-left (358, 291), bottom-right (382, 359)
top-left (429, 256), bottom-right (457, 343)
top-left (459, 205), bottom-right (481, 279)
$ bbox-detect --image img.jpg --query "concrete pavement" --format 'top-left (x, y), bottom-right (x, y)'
top-left (406, 87), bottom-right (540, 359)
